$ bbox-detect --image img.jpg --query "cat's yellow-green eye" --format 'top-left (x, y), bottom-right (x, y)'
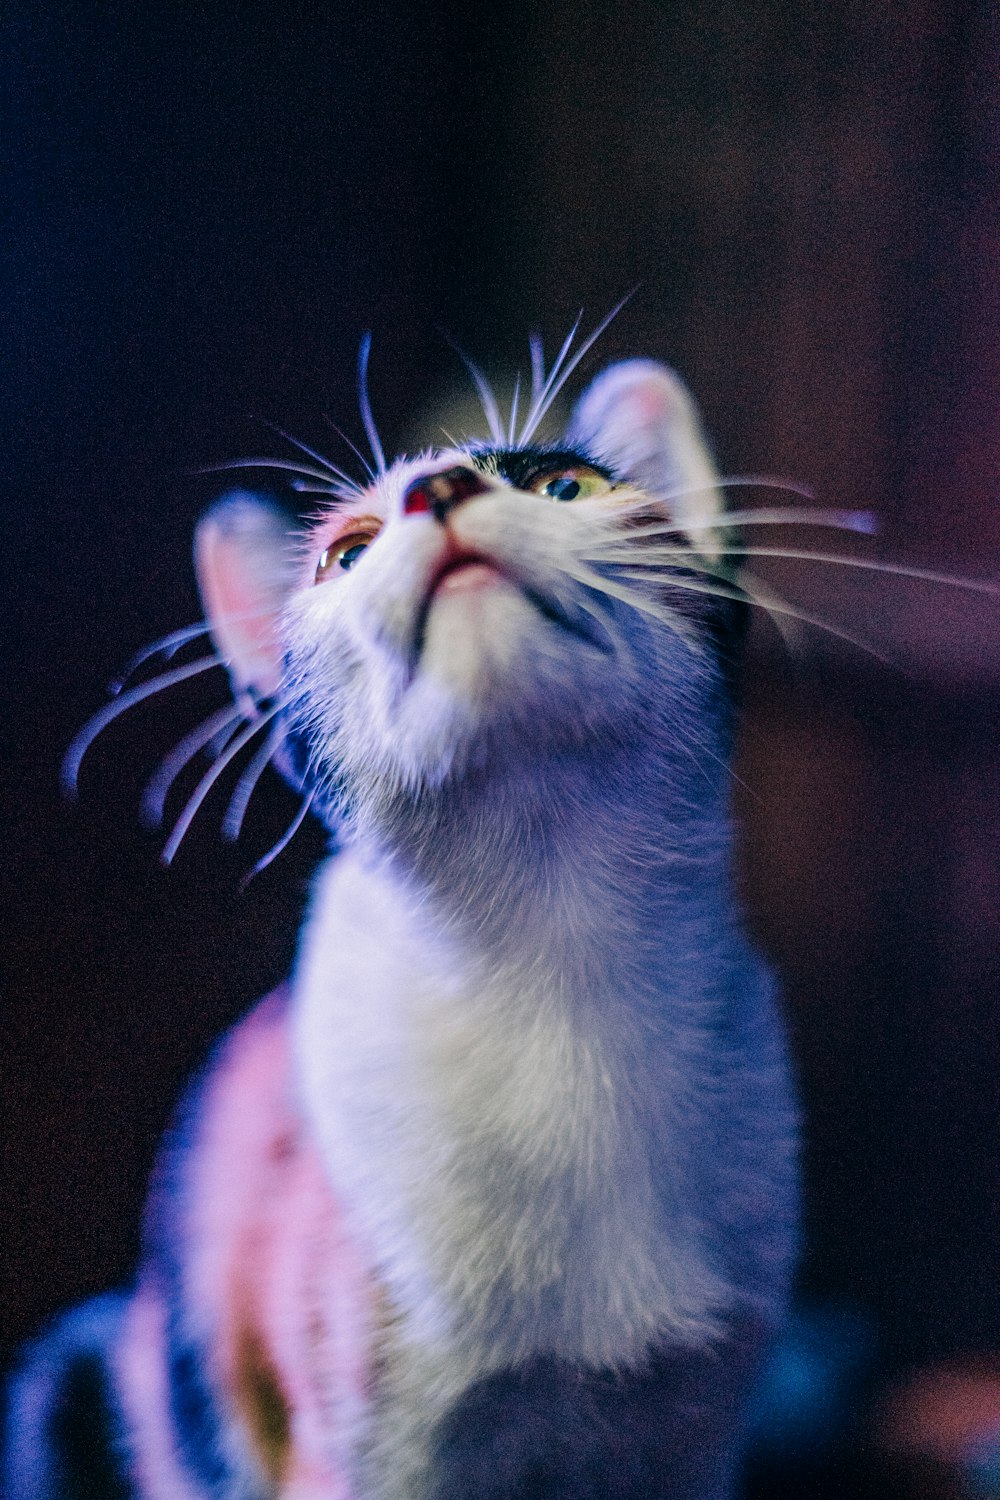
top-left (527, 466), bottom-right (613, 502)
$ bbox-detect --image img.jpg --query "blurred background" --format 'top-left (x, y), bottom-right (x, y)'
top-left (3, 2), bottom-right (999, 1494)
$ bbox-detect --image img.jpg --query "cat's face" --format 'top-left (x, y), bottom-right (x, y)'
top-left (197, 360), bottom-right (742, 830)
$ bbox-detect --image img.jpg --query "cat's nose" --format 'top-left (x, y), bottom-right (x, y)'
top-left (402, 466), bottom-right (489, 522)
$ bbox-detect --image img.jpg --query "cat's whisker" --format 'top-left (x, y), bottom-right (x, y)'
top-left (140, 703), bottom-right (249, 829)
top-left (603, 504), bottom-right (880, 542)
top-left (223, 727), bottom-right (282, 841)
top-left (602, 558), bottom-right (893, 663)
top-left (556, 578), bottom-right (631, 661)
top-left (110, 622), bottom-right (214, 692)
top-left (519, 294), bottom-right (634, 447)
top-left (239, 790), bottom-right (316, 889)
top-left (161, 699), bottom-right (286, 866)
top-left (578, 527), bottom-right (877, 658)
top-left (599, 510), bottom-right (881, 552)
top-left (723, 566), bottom-right (804, 656)
top-left (357, 332), bottom-right (387, 475)
top-left (581, 591), bottom-right (633, 660)
top-left (113, 604), bottom-right (292, 693)
top-left (563, 561), bottom-right (704, 646)
top-left (705, 546), bottom-right (998, 596)
top-left (696, 737), bottom-right (761, 804)
top-left (208, 716), bottom-right (243, 756)
top-left (63, 654), bottom-right (226, 798)
top-left (621, 475), bottom-right (819, 510)
top-left (592, 542), bottom-right (1000, 598)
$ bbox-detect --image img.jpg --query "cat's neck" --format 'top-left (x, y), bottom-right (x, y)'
top-left (354, 741), bottom-right (737, 1009)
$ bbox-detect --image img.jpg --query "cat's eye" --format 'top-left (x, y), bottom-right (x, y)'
top-left (527, 466), bottom-right (613, 502)
top-left (315, 529), bottom-right (379, 583)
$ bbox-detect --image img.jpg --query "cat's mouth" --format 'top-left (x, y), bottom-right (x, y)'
top-left (409, 547), bottom-right (611, 671)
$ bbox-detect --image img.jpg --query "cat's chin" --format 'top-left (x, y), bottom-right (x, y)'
top-left (372, 575), bottom-right (619, 781)
top-left (413, 569), bottom-right (606, 688)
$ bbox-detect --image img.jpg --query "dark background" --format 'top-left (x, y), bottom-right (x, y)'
top-left (3, 2), bottom-right (999, 1492)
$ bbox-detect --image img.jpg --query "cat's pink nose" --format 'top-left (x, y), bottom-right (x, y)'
top-left (402, 466), bottom-right (488, 522)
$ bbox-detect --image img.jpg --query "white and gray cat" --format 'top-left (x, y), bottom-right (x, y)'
top-left (6, 337), bottom-right (799, 1499)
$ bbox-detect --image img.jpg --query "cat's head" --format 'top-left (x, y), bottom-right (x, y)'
top-left (196, 359), bottom-right (745, 836)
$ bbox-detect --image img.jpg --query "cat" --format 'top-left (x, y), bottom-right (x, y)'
top-left (5, 333), bottom-right (800, 1499)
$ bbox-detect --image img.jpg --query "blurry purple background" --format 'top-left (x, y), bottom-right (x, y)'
top-left (3, 3), bottom-right (999, 1493)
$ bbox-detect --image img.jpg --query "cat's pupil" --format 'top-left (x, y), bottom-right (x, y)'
top-left (340, 543), bottom-right (367, 569)
top-left (546, 475), bottom-right (581, 501)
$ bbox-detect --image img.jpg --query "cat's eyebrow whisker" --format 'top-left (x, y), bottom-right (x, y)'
top-left (357, 332), bottom-right (387, 475)
top-left (453, 348), bottom-right (505, 446)
top-left (518, 311), bottom-right (582, 445)
top-left (223, 727), bottom-right (282, 842)
top-left (321, 415), bottom-right (377, 483)
top-left (507, 372), bottom-right (521, 447)
top-left (195, 456), bottom-right (362, 489)
top-left (258, 421), bottom-right (362, 493)
top-left (140, 703), bottom-right (248, 829)
top-left (62, 654), bottom-right (226, 798)
top-left (519, 294), bottom-right (634, 447)
top-left (161, 699), bottom-right (287, 866)
top-left (290, 483), bottom-right (352, 498)
top-left (239, 789), bottom-right (316, 890)
top-left (529, 334), bottom-right (545, 405)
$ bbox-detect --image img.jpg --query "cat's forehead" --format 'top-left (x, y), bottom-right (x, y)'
top-left (363, 443), bottom-right (614, 513)
top-left (466, 445), bottom-right (614, 488)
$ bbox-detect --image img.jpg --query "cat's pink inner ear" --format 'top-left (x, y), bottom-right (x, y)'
top-left (567, 359), bottom-right (724, 555)
top-left (195, 492), bottom-right (301, 704)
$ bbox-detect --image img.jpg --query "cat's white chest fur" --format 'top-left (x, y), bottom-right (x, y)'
top-left (294, 846), bottom-right (733, 1370)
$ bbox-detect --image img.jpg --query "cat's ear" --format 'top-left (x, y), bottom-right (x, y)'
top-left (194, 491), bottom-right (301, 709)
top-left (566, 360), bottom-right (723, 556)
